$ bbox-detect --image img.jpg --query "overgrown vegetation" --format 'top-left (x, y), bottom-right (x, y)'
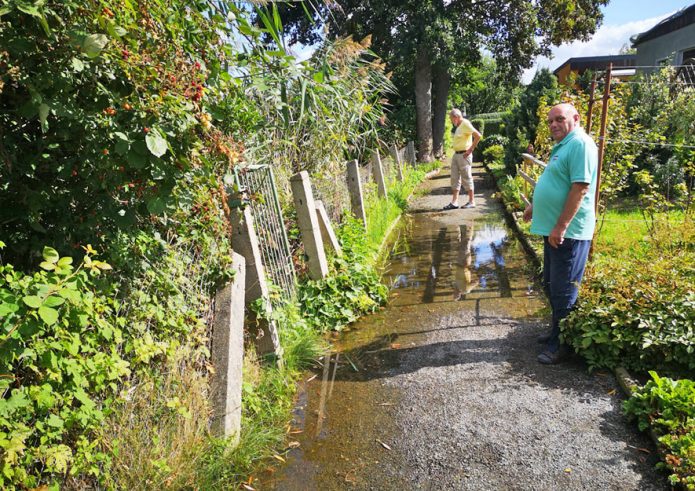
top-left (624, 372), bottom-right (695, 489)
top-left (0, 1), bottom-right (409, 488)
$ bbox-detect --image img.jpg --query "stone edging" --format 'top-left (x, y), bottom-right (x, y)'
top-left (614, 366), bottom-right (662, 450)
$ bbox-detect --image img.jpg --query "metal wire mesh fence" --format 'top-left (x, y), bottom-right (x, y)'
top-left (234, 165), bottom-right (296, 300)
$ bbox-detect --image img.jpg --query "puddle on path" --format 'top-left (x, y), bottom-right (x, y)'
top-left (260, 203), bottom-right (548, 490)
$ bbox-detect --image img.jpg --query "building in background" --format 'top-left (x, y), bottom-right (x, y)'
top-left (553, 54), bottom-right (636, 85)
top-left (631, 3), bottom-right (695, 72)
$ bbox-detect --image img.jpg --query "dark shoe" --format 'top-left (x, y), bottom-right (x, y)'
top-left (537, 332), bottom-right (552, 344)
top-left (537, 347), bottom-right (568, 365)
top-left (442, 202), bottom-right (458, 210)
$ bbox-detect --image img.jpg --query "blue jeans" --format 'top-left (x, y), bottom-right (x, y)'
top-left (542, 236), bottom-right (591, 352)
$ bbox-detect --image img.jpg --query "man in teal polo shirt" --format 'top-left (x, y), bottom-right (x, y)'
top-left (523, 103), bottom-right (598, 364)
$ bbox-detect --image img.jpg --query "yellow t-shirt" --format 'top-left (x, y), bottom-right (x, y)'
top-left (452, 118), bottom-right (475, 152)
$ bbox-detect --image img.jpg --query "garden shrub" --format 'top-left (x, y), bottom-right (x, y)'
top-left (0, 245), bottom-right (127, 488)
top-left (296, 217), bottom-right (389, 333)
top-left (563, 256), bottom-right (695, 376)
top-left (482, 144), bottom-right (504, 165)
top-left (624, 372), bottom-right (695, 489)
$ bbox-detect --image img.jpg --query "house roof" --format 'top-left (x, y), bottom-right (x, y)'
top-left (553, 55), bottom-right (636, 75)
top-left (631, 3), bottom-right (695, 47)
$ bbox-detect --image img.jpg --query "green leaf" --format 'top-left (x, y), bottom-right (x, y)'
top-left (57, 257), bottom-right (73, 267)
top-left (46, 414), bottom-right (64, 429)
top-left (145, 129), bottom-right (168, 158)
top-left (106, 21), bottom-right (127, 38)
top-left (71, 58), bottom-right (85, 72)
top-left (42, 246), bottom-right (59, 264)
top-left (39, 103), bottom-right (49, 133)
top-left (82, 33), bottom-right (109, 58)
top-left (17, 3), bottom-right (41, 16)
top-left (39, 261), bottom-right (56, 271)
top-left (22, 295), bottom-right (42, 309)
top-left (146, 197), bottom-right (166, 215)
top-left (43, 296), bottom-right (65, 308)
top-left (38, 305), bottom-right (59, 326)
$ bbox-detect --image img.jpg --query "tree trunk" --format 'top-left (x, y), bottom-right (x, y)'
top-left (414, 46), bottom-right (433, 163)
top-left (431, 64), bottom-right (450, 159)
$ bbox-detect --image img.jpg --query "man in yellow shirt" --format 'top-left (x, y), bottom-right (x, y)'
top-left (444, 109), bottom-right (481, 210)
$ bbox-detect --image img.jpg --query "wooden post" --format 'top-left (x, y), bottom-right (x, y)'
top-left (390, 143), bottom-right (404, 182)
top-left (314, 200), bottom-right (342, 256)
top-left (210, 252), bottom-right (245, 442)
top-left (586, 74), bottom-right (597, 134)
top-left (371, 150), bottom-right (388, 198)
top-left (290, 171), bottom-right (329, 280)
top-left (345, 160), bottom-right (367, 229)
top-left (230, 206), bottom-right (283, 361)
top-left (594, 63), bottom-right (612, 215)
top-left (524, 157), bottom-right (528, 198)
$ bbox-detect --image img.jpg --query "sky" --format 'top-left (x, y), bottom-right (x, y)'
top-left (522, 0), bottom-right (695, 83)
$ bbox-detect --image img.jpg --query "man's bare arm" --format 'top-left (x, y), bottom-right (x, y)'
top-left (548, 182), bottom-right (590, 248)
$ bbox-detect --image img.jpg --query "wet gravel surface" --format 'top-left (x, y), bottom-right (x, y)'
top-left (382, 310), bottom-right (664, 490)
top-left (265, 164), bottom-right (666, 490)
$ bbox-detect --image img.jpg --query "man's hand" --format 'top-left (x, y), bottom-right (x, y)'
top-left (523, 205), bottom-right (533, 222)
top-left (548, 225), bottom-right (566, 248)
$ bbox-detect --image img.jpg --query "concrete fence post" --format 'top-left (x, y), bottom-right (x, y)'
top-left (210, 251), bottom-right (245, 443)
top-left (315, 200), bottom-right (342, 256)
top-left (290, 171), bottom-right (329, 280)
top-left (230, 206), bottom-right (282, 360)
top-left (390, 143), bottom-right (404, 182)
top-left (345, 159), bottom-right (367, 230)
top-left (371, 150), bottom-right (388, 198)
top-left (407, 141), bottom-right (416, 165)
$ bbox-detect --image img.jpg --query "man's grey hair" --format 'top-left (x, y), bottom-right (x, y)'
top-left (449, 108), bottom-right (463, 118)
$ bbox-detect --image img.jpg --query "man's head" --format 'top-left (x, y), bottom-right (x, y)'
top-left (449, 108), bottom-right (463, 127)
top-left (547, 103), bottom-right (580, 142)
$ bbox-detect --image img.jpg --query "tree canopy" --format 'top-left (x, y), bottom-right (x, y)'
top-left (279, 0), bottom-right (609, 161)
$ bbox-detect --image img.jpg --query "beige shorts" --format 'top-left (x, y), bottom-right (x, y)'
top-left (451, 153), bottom-right (473, 192)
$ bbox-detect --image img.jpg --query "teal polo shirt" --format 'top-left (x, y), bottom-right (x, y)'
top-left (530, 128), bottom-right (598, 240)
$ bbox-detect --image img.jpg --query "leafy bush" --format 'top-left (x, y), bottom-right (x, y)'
top-left (482, 144), bottom-right (504, 164)
top-left (0, 245), bottom-right (127, 488)
top-left (562, 257), bottom-right (695, 376)
top-left (624, 372), bottom-right (695, 489)
top-left (296, 218), bottom-right (388, 332)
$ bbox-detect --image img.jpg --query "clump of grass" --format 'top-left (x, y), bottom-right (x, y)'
top-left (101, 348), bottom-right (214, 490)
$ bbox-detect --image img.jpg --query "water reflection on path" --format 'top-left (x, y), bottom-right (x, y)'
top-left (261, 207), bottom-right (546, 489)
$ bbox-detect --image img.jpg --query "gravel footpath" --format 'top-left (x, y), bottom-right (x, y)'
top-left (265, 163), bottom-right (666, 490)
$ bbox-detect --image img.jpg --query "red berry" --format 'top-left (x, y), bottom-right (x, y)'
top-left (103, 148), bottom-right (109, 155)
top-left (144, 127), bottom-right (150, 133)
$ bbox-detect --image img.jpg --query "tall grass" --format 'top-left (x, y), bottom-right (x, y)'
top-left (364, 162), bottom-right (437, 254)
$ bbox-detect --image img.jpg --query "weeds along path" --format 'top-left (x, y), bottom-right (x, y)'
top-left (263, 163), bottom-right (667, 490)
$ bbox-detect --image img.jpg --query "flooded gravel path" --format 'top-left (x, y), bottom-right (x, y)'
top-left (263, 163), bottom-right (666, 490)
